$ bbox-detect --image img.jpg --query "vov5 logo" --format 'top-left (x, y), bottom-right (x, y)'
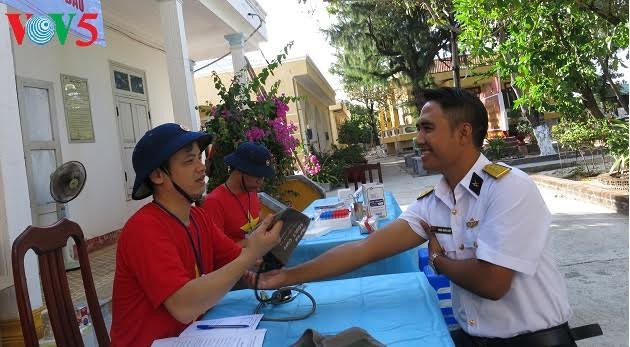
top-left (6, 13), bottom-right (99, 46)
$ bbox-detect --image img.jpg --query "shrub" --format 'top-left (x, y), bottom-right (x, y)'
top-left (202, 44), bottom-right (300, 197)
top-left (483, 138), bottom-right (506, 161)
top-left (310, 145), bottom-right (366, 185)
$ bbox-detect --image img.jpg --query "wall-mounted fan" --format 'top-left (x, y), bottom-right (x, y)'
top-left (49, 161), bottom-right (87, 270)
top-left (50, 161), bottom-right (86, 203)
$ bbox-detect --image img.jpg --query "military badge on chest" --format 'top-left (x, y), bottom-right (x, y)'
top-left (466, 218), bottom-right (479, 228)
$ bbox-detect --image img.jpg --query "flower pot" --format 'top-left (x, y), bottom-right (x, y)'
top-left (318, 182), bottom-right (332, 192)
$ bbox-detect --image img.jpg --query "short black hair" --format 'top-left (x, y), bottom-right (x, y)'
top-left (422, 87), bottom-right (488, 149)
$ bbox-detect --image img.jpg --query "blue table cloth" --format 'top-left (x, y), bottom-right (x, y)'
top-left (203, 272), bottom-right (455, 347)
top-left (289, 192), bottom-right (418, 281)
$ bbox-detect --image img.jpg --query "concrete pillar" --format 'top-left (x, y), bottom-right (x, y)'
top-left (391, 100), bottom-right (400, 128)
top-left (158, 0), bottom-right (200, 131)
top-left (189, 59), bottom-right (202, 128)
top-left (378, 109), bottom-right (386, 131)
top-left (382, 106), bottom-right (391, 129)
top-left (0, 1), bottom-right (42, 325)
top-left (224, 33), bottom-right (248, 85)
top-left (297, 98), bottom-right (308, 149)
top-left (496, 75), bottom-right (509, 132)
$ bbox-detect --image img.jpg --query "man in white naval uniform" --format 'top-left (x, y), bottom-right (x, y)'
top-left (253, 88), bottom-right (602, 347)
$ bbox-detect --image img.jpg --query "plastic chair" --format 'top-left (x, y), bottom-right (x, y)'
top-left (419, 248), bottom-right (459, 330)
top-left (418, 247), bottom-right (430, 269)
top-left (422, 265), bottom-right (459, 330)
top-left (343, 163), bottom-right (383, 190)
top-left (12, 218), bottom-right (110, 347)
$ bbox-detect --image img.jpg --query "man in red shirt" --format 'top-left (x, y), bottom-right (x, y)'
top-left (202, 142), bottom-right (275, 246)
top-left (110, 123), bottom-right (282, 346)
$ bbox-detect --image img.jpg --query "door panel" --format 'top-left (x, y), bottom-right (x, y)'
top-left (134, 103), bottom-right (150, 136)
top-left (29, 149), bottom-right (57, 209)
top-left (118, 101), bottom-right (134, 143)
top-left (17, 79), bottom-right (62, 227)
top-left (23, 87), bottom-right (54, 142)
top-left (116, 96), bottom-right (150, 197)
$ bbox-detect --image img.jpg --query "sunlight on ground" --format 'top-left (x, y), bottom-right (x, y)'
top-left (539, 187), bottom-right (617, 215)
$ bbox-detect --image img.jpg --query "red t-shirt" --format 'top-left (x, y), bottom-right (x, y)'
top-left (202, 184), bottom-right (261, 242)
top-left (110, 203), bottom-right (241, 347)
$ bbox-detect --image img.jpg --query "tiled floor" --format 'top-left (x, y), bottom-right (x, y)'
top-left (67, 244), bottom-right (117, 304)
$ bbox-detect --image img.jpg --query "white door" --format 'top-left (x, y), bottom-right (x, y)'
top-left (115, 96), bottom-right (151, 198)
top-left (17, 78), bottom-right (63, 227)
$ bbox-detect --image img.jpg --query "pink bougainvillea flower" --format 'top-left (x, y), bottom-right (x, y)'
top-left (273, 97), bottom-right (290, 118)
top-left (269, 116), bottom-right (298, 154)
top-left (245, 127), bottom-right (266, 142)
top-left (305, 154), bottom-right (321, 176)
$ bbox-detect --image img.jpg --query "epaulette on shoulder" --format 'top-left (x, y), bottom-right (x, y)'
top-left (483, 163), bottom-right (511, 179)
top-left (417, 187), bottom-right (434, 200)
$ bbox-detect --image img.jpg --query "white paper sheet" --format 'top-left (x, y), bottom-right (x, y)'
top-left (303, 224), bottom-right (335, 239)
top-left (151, 329), bottom-right (266, 347)
top-left (179, 314), bottom-right (263, 337)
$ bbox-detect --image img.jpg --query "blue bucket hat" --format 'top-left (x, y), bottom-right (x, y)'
top-left (131, 123), bottom-right (213, 200)
top-left (224, 142), bottom-right (275, 178)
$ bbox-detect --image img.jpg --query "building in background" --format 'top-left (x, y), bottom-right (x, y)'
top-left (378, 83), bottom-right (417, 155)
top-left (429, 55), bottom-right (511, 138)
top-left (379, 55), bottom-right (545, 155)
top-left (0, 0), bottom-right (267, 344)
top-left (328, 102), bottom-right (351, 145)
top-left (195, 56), bottom-right (338, 153)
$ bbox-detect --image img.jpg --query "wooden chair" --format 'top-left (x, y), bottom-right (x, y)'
top-left (12, 218), bottom-right (110, 347)
top-left (343, 163), bottom-right (383, 190)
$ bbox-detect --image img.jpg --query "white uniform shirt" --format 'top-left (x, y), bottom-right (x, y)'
top-left (400, 154), bottom-right (571, 338)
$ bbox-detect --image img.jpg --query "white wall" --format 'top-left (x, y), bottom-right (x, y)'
top-left (12, 27), bottom-right (176, 239)
top-left (0, 2), bottom-right (42, 317)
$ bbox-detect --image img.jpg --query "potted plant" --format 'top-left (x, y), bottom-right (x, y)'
top-left (308, 145), bottom-right (366, 189)
top-left (304, 153), bottom-right (333, 191)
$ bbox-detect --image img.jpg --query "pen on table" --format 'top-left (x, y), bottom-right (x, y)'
top-left (196, 324), bottom-right (249, 330)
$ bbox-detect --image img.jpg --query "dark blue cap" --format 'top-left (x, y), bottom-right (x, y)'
top-left (224, 142), bottom-right (275, 178)
top-left (131, 123), bottom-right (213, 200)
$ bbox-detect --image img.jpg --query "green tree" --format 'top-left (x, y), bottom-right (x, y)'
top-left (397, 0), bottom-right (463, 87)
top-left (553, 116), bottom-right (629, 174)
top-left (338, 117), bottom-right (371, 145)
top-left (334, 76), bottom-right (387, 145)
top-left (325, 0), bottom-right (450, 112)
top-left (347, 102), bottom-right (381, 144)
top-left (455, 0), bottom-right (628, 154)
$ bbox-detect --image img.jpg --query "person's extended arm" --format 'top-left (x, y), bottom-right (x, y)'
top-left (164, 216), bottom-right (282, 323)
top-left (432, 252), bottom-right (514, 300)
top-left (255, 219), bottom-right (426, 288)
top-left (426, 222), bottom-right (514, 301)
